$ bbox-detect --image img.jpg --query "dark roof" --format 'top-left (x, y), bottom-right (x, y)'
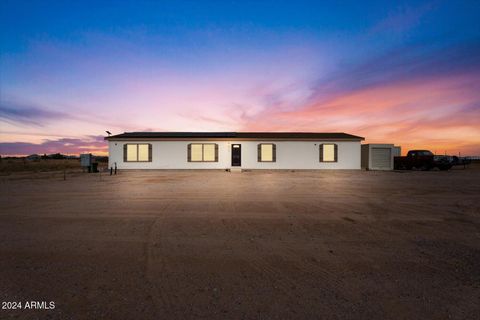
top-left (105, 132), bottom-right (364, 140)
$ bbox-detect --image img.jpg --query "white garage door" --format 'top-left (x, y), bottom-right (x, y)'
top-left (371, 148), bottom-right (391, 170)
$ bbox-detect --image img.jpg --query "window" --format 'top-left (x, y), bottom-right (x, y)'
top-left (203, 144), bottom-right (216, 161)
top-left (188, 143), bottom-right (218, 162)
top-left (419, 151), bottom-right (433, 156)
top-left (123, 144), bottom-right (152, 162)
top-left (127, 144), bottom-right (137, 161)
top-left (257, 144), bottom-right (276, 162)
top-left (191, 144), bottom-right (203, 161)
top-left (320, 144), bottom-right (337, 162)
top-left (138, 144), bottom-right (149, 161)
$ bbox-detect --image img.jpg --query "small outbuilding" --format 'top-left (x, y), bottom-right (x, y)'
top-left (361, 144), bottom-right (400, 170)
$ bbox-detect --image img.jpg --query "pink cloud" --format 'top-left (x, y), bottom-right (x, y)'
top-left (0, 136), bottom-right (107, 156)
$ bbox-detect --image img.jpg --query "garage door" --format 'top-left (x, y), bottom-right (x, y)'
top-left (371, 148), bottom-right (391, 170)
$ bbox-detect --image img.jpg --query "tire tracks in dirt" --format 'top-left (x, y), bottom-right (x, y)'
top-left (144, 211), bottom-right (181, 319)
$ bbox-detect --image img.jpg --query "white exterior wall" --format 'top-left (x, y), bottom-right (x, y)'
top-left (108, 140), bottom-right (361, 170)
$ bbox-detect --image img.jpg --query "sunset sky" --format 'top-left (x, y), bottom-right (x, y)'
top-left (1, 1), bottom-right (479, 156)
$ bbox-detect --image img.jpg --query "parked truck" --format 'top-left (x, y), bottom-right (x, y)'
top-left (394, 150), bottom-right (453, 171)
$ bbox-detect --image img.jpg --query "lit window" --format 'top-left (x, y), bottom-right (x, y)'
top-left (127, 144), bottom-right (138, 162)
top-left (258, 144), bottom-right (275, 162)
top-left (320, 144), bottom-right (337, 162)
top-left (203, 144), bottom-right (216, 161)
top-left (191, 144), bottom-right (203, 161)
top-left (138, 144), bottom-right (149, 161)
top-left (124, 144), bottom-right (151, 162)
top-left (189, 144), bottom-right (218, 162)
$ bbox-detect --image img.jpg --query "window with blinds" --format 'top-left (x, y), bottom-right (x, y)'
top-left (258, 144), bottom-right (276, 162)
top-left (188, 144), bottom-right (218, 162)
top-left (124, 144), bottom-right (152, 162)
top-left (319, 144), bottom-right (338, 162)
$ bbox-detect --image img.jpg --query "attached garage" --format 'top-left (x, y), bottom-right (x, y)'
top-left (361, 144), bottom-right (399, 170)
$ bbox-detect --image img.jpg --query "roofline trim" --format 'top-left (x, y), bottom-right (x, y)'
top-left (104, 132), bottom-right (365, 141)
top-left (105, 137), bottom-right (365, 141)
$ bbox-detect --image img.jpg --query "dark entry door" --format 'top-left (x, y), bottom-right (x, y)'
top-left (231, 144), bottom-right (241, 166)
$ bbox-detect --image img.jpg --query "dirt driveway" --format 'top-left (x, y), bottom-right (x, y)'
top-left (1, 169), bottom-right (479, 319)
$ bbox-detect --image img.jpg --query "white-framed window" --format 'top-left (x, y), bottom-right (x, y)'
top-left (257, 143), bottom-right (276, 162)
top-left (188, 143), bottom-right (218, 162)
top-left (320, 144), bottom-right (337, 162)
top-left (124, 144), bottom-right (152, 162)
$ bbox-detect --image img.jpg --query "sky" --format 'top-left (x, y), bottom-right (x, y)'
top-left (1, 0), bottom-right (479, 156)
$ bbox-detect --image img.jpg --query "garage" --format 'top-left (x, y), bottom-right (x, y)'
top-left (371, 148), bottom-right (391, 169)
top-left (361, 144), bottom-right (400, 170)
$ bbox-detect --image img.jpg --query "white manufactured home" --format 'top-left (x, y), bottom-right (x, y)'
top-left (105, 132), bottom-right (364, 170)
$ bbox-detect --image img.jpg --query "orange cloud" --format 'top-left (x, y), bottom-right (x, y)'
top-left (241, 73), bottom-right (480, 155)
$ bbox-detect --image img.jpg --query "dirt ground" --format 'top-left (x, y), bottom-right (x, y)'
top-left (1, 167), bottom-right (479, 319)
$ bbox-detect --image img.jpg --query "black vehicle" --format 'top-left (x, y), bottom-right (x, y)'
top-left (394, 150), bottom-right (453, 171)
top-left (451, 156), bottom-right (472, 167)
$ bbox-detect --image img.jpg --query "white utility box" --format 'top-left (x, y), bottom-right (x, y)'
top-left (80, 153), bottom-right (93, 167)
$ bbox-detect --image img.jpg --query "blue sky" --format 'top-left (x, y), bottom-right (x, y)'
top-left (1, 0), bottom-right (479, 155)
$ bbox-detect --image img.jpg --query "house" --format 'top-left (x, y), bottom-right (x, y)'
top-left (105, 132), bottom-right (364, 170)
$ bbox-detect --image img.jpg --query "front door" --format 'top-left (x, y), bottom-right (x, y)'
top-left (231, 144), bottom-right (241, 166)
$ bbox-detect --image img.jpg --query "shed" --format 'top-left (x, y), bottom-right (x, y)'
top-left (361, 144), bottom-right (397, 170)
